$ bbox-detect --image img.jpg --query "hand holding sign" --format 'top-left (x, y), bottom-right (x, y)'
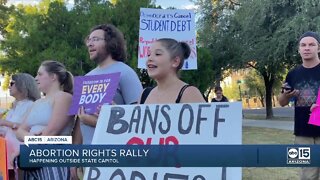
top-left (309, 88), bottom-right (320, 126)
top-left (68, 73), bottom-right (120, 115)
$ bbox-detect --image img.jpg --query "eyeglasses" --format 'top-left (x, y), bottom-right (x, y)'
top-left (86, 37), bottom-right (106, 44)
top-left (9, 82), bottom-right (15, 87)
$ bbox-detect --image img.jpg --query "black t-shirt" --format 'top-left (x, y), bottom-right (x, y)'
top-left (285, 64), bottom-right (320, 137)
top-left (212, 96), bottom-right (229, 102)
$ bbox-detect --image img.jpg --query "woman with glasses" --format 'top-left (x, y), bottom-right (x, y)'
top-left (0, 73), bottom-right (41, 132)
top-left (6, 60), bottom-right (74, 180)
top-left (0, 73), bottom-right (41, 180)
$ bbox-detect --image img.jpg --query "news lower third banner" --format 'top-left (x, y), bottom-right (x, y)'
top-left (19, 145), bottom-right (320, 168)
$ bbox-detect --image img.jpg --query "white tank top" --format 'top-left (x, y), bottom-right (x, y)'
top-left (26, 98), bottom-right (73, 135)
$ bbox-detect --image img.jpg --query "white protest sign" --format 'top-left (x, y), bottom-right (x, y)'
top-left (85, 102), bottom-right (242, 180)
top-left (138, 8), bottom-right (197, 70)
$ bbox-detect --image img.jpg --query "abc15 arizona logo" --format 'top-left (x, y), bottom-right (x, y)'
top-left (287, 147), bottom-right (311, 164)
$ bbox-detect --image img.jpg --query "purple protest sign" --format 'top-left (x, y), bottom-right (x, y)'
top-left (68, 72), bottom-right (120, 115)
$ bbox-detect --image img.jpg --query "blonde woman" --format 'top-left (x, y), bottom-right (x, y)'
top-left (8, 60), bottom-right (74, 179)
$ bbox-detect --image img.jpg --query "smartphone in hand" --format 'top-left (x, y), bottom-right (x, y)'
top-left (281, 83), bottom-right (294, 93)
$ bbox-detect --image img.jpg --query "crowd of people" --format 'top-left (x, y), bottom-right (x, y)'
top-left (0, 23), bottom-right (206, 180)
top-left (0, 23), bottom-right (319, 180)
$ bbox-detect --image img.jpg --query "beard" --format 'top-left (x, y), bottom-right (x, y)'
top-left (91, 51), bottom-right (110, 64)
top-left (92, 56), bottom-right (104, 64)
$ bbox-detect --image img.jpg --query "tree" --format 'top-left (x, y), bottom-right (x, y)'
top-left (223, 82), bottom-right (240, 101)
top-left (181, 47), bottom-right (214, 97)
top-left (0, 0), bottom-right (111, 75)
top-left (232, 0), bottom-right (320, 118)
top-left (0, 0), bottom-right (7, 5)
top-left (1, 73), bottom-right (10, 91)
top-left (244, 70), bottom-right (265, 107)
top-left (194, 0), bottom-right (320, 118)
top-left (110, 0), bottom-right (156, 88)
top-left (195, 0), bottom-right (240, 94)
top-left (0, 0), bottom-right (228, 96)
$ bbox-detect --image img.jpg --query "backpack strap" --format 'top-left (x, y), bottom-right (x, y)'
top-left (140, 87), bottom-right (154, 104)
top-left (175, 84), bottom-right (192, 103)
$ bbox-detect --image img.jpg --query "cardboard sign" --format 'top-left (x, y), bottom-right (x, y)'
top-left (84, 102), bottom-right (242, 179)
top-left (0, 137), bottom-right (7, 180)
top-left (68, 73), bottom-right (120, 115)
top-left (138, 8), bottom-right (197, 70)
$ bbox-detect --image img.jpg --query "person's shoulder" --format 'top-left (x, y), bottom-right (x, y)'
top-left (86, 67), bottom-right (99, 75)
top-left (182, 85), bottom-right (206, 103)
top-left (222, 96), bottom-right (229, 102)
top-left (315, 63), bottom-right (320, 69)
top-left (291, 65), bottom-right (303, 72)
top-left (23, 99), bottom-right (35, 107)
top-left (184, 85), bottom-right (201, 94)
top-left (287, 65), bottom-right (303, 76)
top-left (116, 62), bottom-right (136, 72)
top-left (54, 91), bottom-right (72, 101)
top-left (21, 99), bottom-right (34, 105)
top-left (115, 62), bottom-right (140, 80)
top-left (15, 99), bottom-right (34, 110)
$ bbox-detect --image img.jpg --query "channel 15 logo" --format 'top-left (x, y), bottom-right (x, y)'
top-left (287, 147), bottom-right (311, 164)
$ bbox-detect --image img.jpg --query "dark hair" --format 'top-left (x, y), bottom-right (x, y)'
top-left (299, 31), bottom-right (320, 44)
top-left (156, 38), bottom-right (191, 70)
top-left (41, 60), bottom-right (74, 94)
top-left (90, 24), bottom-right (127, 61)
top-left (214, 86), bottom-right (223, 93)
top-left (12, 73), bottom-right (41, 101)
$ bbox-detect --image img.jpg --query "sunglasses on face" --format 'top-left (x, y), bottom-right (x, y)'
top-left (10, 82), bottom-right (15, 87)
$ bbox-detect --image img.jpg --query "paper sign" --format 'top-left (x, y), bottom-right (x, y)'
top-left (309, 88), bottom-right (320, 126)
top-left (84, 102), bottom-right (242, 179)
top-left (138, 8), bottom-right (197, 70)
top-left (68, 73), bottom-right (120, 115)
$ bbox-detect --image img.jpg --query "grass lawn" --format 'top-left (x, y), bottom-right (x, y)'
top-left (242, 126), bottom-right (299, 180)
top-left (243, 114), bottom-right (293, 121)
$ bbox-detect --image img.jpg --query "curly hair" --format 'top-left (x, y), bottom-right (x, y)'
top-left (89, 24), bottom-right (127, 61)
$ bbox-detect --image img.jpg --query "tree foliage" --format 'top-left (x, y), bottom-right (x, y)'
top-left (181, 47), bottom-right (214, 97)
top-left (244, 70), bottom-right (266, 107)
top-left (232, 0), bottom-right (320, 118)
top-left (195, 0), bottom-right (240, 93)
top-left (0, 0), bottom-right (216, 95)
top-left (0, 0), bottom-right (152, 76)
top-left (1, 73), bottom-right (9, 91)
top-left (195, 0), bottom-right (320, 118)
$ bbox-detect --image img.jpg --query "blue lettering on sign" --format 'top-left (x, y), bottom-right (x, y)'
top-left (174, 12), bottom-right (192, 18)
top-left (140, 19), bottom-right (191, 32)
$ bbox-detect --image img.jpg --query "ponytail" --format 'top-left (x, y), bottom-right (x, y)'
top-left (156, 38), bottom-right (191, 70)
top-left (179, 42), bottom-right (191, 60)
top-left (62, 71), bottom-right (74, 94)
top-left (41, 60), bottom-right (74, 95)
